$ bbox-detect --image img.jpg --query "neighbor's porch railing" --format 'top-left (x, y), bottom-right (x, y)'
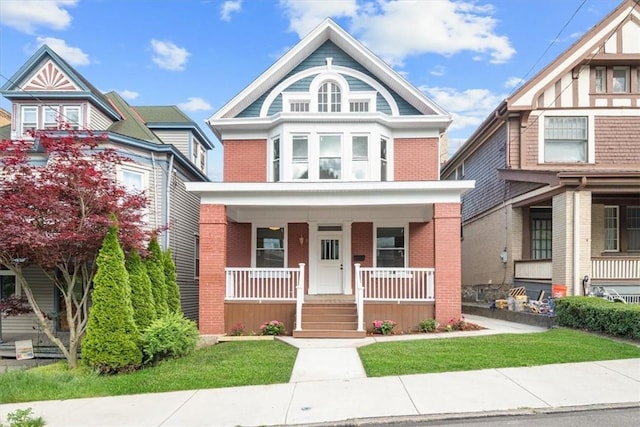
top-left (514, 259), bottom-right (552, 280)
top-left (355, 264), bottom-right (435, 332)
top-left (591, 257), bottom-right (640, 281)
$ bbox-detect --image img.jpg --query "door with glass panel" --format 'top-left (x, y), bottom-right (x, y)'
top-left (317, 231), bottom-right (343, 294)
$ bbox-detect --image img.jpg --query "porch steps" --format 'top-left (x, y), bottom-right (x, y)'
top-left (293, 302), bottom-right (366, 339)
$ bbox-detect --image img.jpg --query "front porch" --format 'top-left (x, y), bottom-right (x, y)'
top-left (223, 264), bottom-right (436, 338)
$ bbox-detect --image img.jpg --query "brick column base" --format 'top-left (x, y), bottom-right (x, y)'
top-left (434, 203), bottom-right (462, 324)
top-left (199, 204), bottom-right (227, 334)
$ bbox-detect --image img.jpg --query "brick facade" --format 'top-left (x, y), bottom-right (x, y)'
top-left (223, 139), bottom-right (267, 182)
top-left (199, 204), bottom-right (227, 334)
top-left (394, 138), bottom-right (439, 181)
top-left (433, 203), bottom-right (462, 323)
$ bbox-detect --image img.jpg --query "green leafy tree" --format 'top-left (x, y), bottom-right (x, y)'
top-left (163, 248), bottom-right (181, 314)
top-left (82, 223), bottom-right (142, 373)
top-left (145, 237), bottom-right (168, 317)
top-left (126, 249), bottom-right (157, 331)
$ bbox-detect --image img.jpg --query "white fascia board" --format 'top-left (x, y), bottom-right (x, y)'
top-left (185, 180), bottom-right (475, 207)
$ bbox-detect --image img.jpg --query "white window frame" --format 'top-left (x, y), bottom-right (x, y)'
top-left (318, 81), bottom-right (342, 112)
top-left (373, 224), bottom-right (408, 268)
top-left (291, 134), bottom-right (309, 180)
top-left (270, 136), bottom-right (281, 182)
top-left (20, 105), bottom-right (38, 137)
top-left (604, 206), bottom-right (619, 252)
top-left (62, 106), bottom-right (81, 129)
top-left (318, 134), bottom-right (342, 180)
top-left (612, 67), bottom-right (630, 93)
top-left (194, 235), bottom-right (200, 279)
top-left (192, 142), bottom-right (199, 165)
top-left (538, 113), bottom-right (594, 164)
top-left (43, 106), bottom-right (60, 130)
top-left (252, 225), bottom-right (287, 268)
top-left (350, 134), bottom-right (369, 180)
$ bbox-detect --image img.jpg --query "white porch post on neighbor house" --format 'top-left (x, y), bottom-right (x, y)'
top-left (308, 221), bottom-right (318, 294)
top-left (343, 221), bottom-right (353, 294)
top-left (355, 263), bottom-right (364, 332)
top-left (295, 263), bottom-right (305, 331)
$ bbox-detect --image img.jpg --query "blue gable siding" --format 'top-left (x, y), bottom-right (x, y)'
top-left (267, 94), bottom-right (283, 116)
top-left (237, 40), bottom-right (425, 117)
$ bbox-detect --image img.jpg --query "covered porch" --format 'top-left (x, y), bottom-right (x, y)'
top-left (186, 180), bottom-right (473, 337)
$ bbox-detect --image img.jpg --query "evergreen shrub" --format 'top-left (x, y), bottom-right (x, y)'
top-left (555, 296), bottom-right (640, 339)
top-left (142, 313), bottom-right (199, 364)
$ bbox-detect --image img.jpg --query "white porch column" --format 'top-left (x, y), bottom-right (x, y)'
top-left (308, 221), bottom-right (318, 294)
top-left (343, 221), bottom-right (353, 294)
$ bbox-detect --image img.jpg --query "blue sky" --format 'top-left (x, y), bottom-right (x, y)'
top-left (0, 0), bottom-right (621, 180)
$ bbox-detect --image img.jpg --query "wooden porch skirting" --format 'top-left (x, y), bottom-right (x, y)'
top-left (224, 300), bottom-right (435, 336)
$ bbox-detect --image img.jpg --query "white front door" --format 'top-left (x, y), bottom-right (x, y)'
top-left (317, 231), bottom-right (343, 294)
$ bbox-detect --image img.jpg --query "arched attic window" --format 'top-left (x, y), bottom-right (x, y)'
top-left (317, 81), bottom-right (341, 112)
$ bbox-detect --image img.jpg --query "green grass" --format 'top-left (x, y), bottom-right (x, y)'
top-left (0, 340), bottom-right (298, 404)
top-left (358, 328), bottom-right (640, 377)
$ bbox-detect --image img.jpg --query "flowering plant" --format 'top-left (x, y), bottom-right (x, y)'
top-left (372, 319), bottom-right (396, 335)
top-left (230, 323), bottom-right (245, 336)
top-left (260, 320), bottom-right (286, 336)
top-left (447, 316), bottom-right (466, 332)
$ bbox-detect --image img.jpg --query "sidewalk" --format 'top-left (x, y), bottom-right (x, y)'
top-left (1, 315), bottom-right (639, 427)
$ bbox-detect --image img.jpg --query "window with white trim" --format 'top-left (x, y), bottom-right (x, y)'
top-left (604, 206), bottom-right (619, 252)
top-left (612, 67), bottom-right (629, 93)
top-left (272, 137), bottom-right (280, 182)
top-left (380, 138), bottom-right (388, 182)
top-left (349, 100), bottom-right (369, 112)
top-left (21, 106), bottom-right (37, 136)
top-left (292, 135), bottom-right (309, 179)
top-left (318, 82), bottom-right (341, 112)
top-left (290, 101), bottom-right (309, 112)
top-left (194, 235), bottom-right (200, 278)
top-left (376, 227), bottom-right (405, 267)
top-left (192, 142), bottom-right (199, 165)
top-left (626, 206), bottom-right (640, 251)
top-left (544, 116), bottom-right (587, 163)
top-left (256, 227), bottom-right (285, 268)
top-left (63, 106), bottom-right (80, 129)
top-left (319, 135), bottom-right (341, 179)
top-left (120, 168), bottom-right (145, 193)
top-left (351, 136), bottom-right (369, 180)
top-left (44, 107), bottom-right (60, 130)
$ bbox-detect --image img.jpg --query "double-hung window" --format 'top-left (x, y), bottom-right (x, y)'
top-left (319, 135), bottom-right (341, 180)
top-left (530, 208), bottom-right (552, 259)
top-left (121, 169), bottom-right (144, 193)
top-left (63, 106), bottom-right (80, 129)
top-left (612, 67), bottom-right (629, 93)
top-left (380, 138), bottom-right (388, 181)
top-left (292, 135), bottom-right (309, 179)
top-left (272, 137), bottom-right (280, 182)
top-left (376, 227), bottom-right (405, 267)
top-left (604, 206), bottom-right (619, 252)
top-left (21, 106), bottom-right (38, 136)
top-left (44, 107), bottom-right (60, 130)
top-left (194, 235), bottom-right (200, 278)
top-left (544, 116), bottom-right (587, 163)
top-left (594, 67), bottom-right (606, 93)
top-left (351, 136), bottom-right (369, 180)
top-left (256, 227), bottom-right (285, 268)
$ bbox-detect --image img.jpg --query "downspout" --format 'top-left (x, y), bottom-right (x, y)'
top-left (164, 154), bottom-right (175, 250)
top-left (573, 191), bottom-right (580, 296)
top-left (151, 152), bottom-right (159, 231)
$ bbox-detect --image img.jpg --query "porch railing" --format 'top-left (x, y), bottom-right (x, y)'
top-left (355, 264), bottom-right (435, 331)
top-left (225, 266), bottom-right (303, 301)
top-left (514, 260), bottom-right (552, 280)
top-left (591, 257), bottom-right (640, 280)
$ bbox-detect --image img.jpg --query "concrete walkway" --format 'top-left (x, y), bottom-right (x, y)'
top-left (1, 315), bottom-right (639, 427)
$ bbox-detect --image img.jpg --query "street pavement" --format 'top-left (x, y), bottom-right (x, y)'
top-left (1, 314), bottom-right (639, 427)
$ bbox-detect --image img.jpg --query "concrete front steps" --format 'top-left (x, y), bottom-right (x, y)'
top-left (293, 298), bottom-right (366, 338)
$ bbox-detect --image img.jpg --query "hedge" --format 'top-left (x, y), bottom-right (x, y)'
top-left (554, 296), bottom-right (640, 339)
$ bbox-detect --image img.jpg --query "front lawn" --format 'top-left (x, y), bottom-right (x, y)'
top-left (358, 328), bottom-right (640, 377)
top-left (0, 340), bottom-right (298, 404)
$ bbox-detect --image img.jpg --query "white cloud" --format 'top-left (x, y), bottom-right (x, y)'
top-left (178, 97), bottom-right (212, 112)
top-left (221, 0), bottom-right (242, 21)
top-left (278, 0), bottom-right (515, 66)
top-left (120, 90), bottom-right (139, 100)
top-left (420, 85), bottom-right (506, 133)
top-left (430, 65), bottom-right (446, 77)
top-left (279, 0), bottom-right (357, 37)
top-left (150, 39), bottom-right (190, 71)
top-left (34, 37), bottom-right (90, 66)
top-left (504, 76), bottom-right (525, 89)
top-left (0, 0), bottom-right (77, 34)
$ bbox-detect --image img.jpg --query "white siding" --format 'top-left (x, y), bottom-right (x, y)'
top-left (154, 130), bottom-right (190, 159)
top-left (1, 268), bottom-right (55, 335)
top-left (89, 106), bottom-right (114, 130)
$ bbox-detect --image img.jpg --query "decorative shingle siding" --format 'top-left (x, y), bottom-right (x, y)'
top-left (507, 181), bottom-right (544, 200)
top-left (236, 40), bottom-right (423, 118)
top-left (594, 116), bottom-right (640, 166)
top-left (460, 124), bottom-right (508, 222)
top-left (521, 117), bottom-right (540, 167)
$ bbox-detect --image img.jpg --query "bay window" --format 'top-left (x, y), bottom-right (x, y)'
top-left (21, 106), bottom-right (37, 136)
top-left (319, 135), bottom-right (341, 180)
top-left (292, 135), bottom-right (309, 179)
top-left (351, 136), bottom-right (369, 180)
top-left (272, 137), bottom-right (280, 182)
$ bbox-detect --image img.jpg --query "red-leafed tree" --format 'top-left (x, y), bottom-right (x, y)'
top-left (0, 130), bottom-right (150, 368)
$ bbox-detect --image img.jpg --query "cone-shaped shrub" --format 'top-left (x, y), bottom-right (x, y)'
top-left (126, 249), bottom-right (157, 330)
top-left (82, 223), bottom-right (142, 374)
top-left (145, 237), bottom-right (168, 317)
top-left (164, 248), bottom-right (181, 314)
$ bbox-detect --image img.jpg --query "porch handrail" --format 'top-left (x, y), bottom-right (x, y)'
top-left (225, 266), bottom-right (301, 301)
top-left (357, 267), bottom-right (435, 302)
top-left (295, 263), bottom-right (305, 332)
top-left (591, 257), bottom-right (640, 280)
top-left (354, 263), bottom-right (364, 332)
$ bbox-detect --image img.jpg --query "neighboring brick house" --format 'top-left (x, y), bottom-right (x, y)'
top-left (0, 45), bottom-right (214, 337)
top-left (186, 19), bottom-right (474, 337)
top-left (442, 0), bottom-right (640, 302)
